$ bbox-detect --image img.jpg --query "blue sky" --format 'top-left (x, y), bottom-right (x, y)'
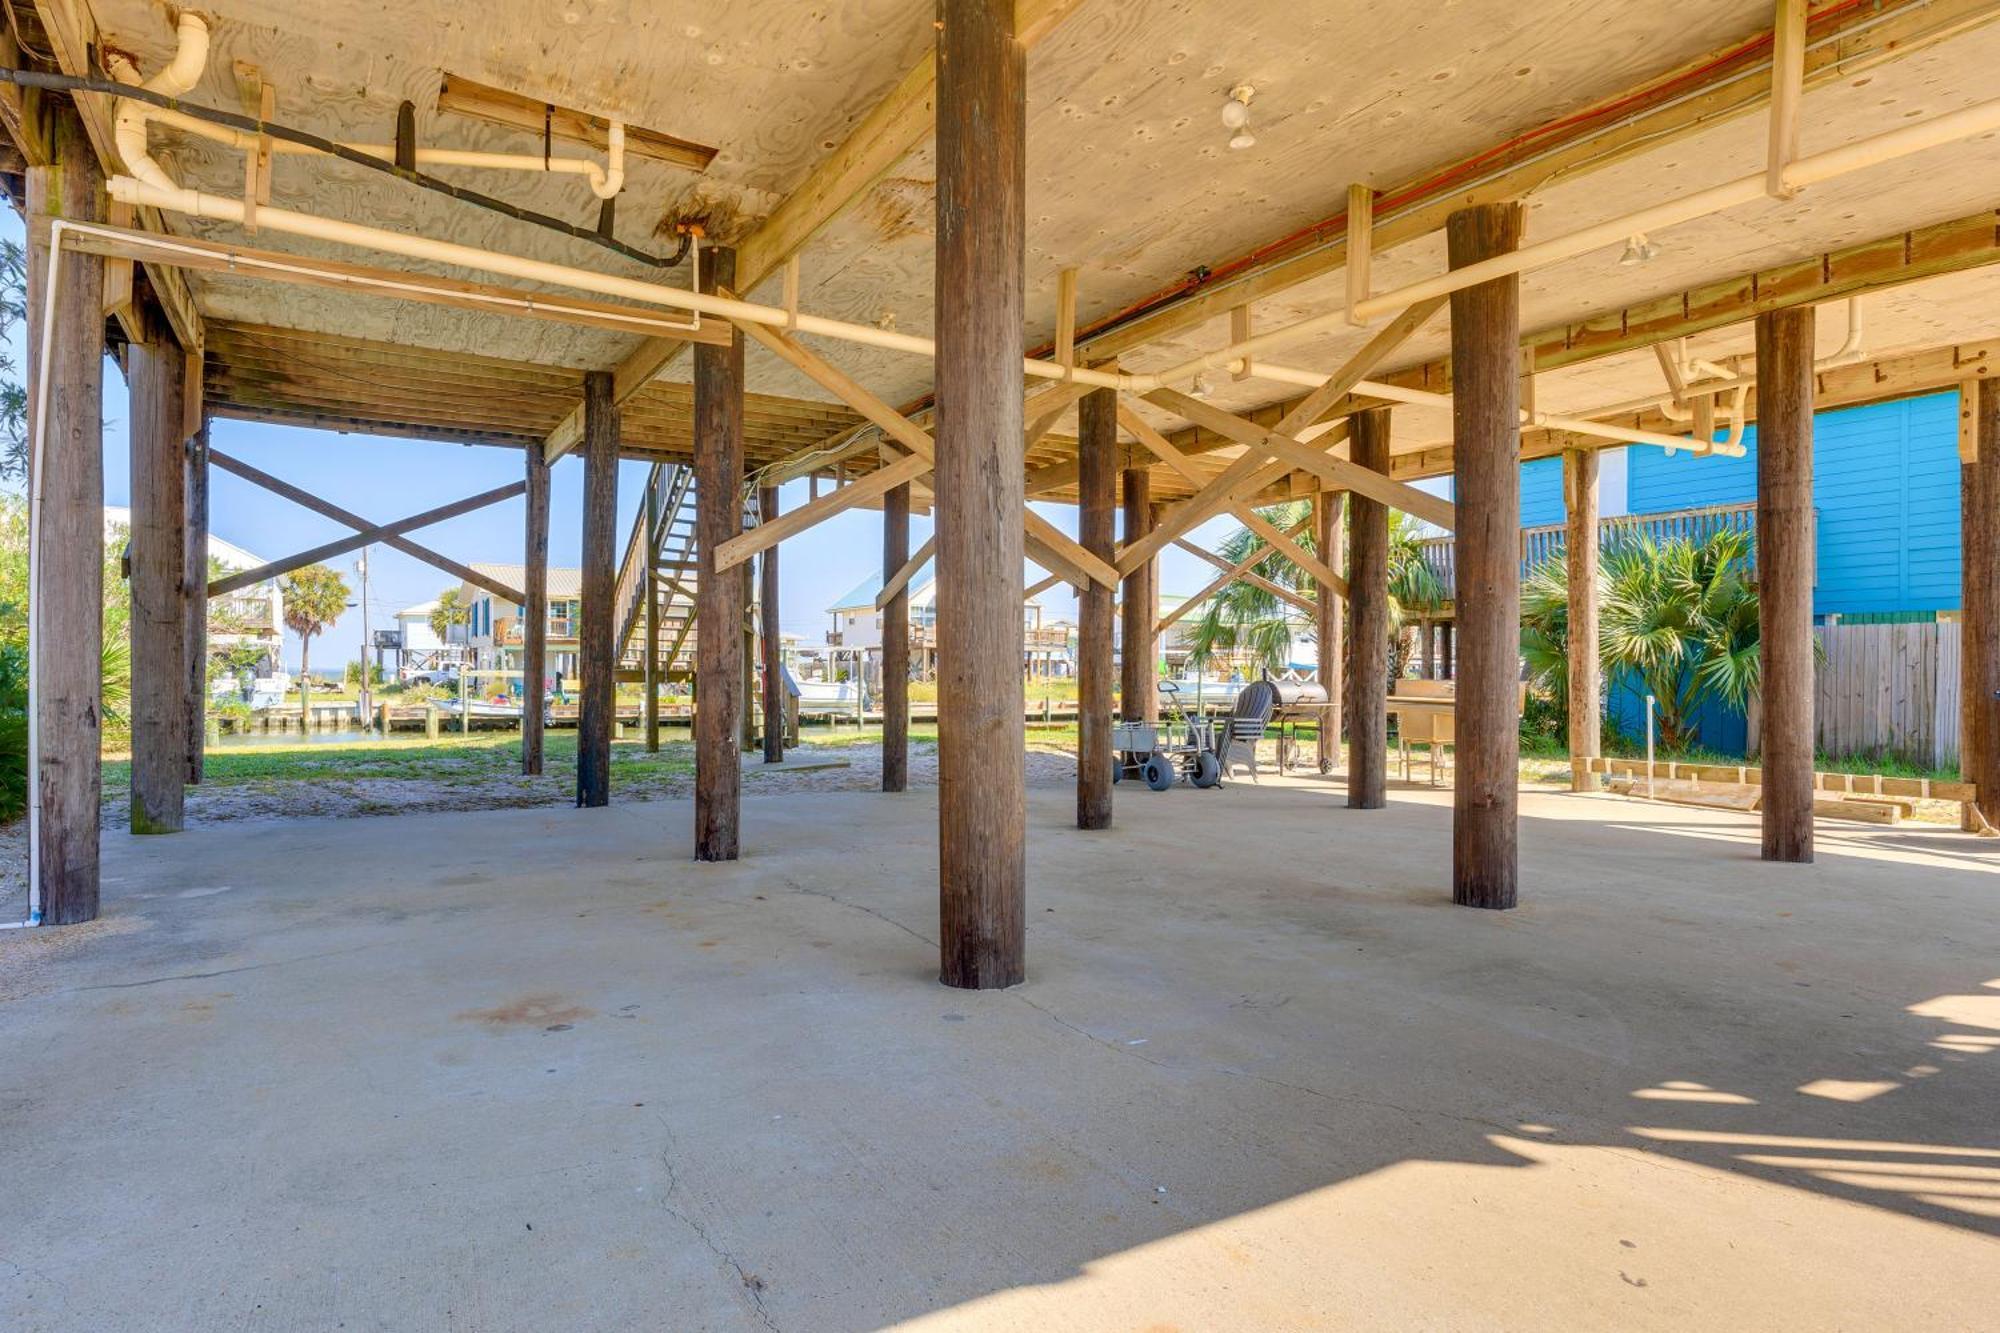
top-left (5, 209), bottom-right (1625, 673)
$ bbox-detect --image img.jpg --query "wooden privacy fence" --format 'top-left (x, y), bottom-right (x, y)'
top-left (1813, 619), bottom-right (1961, 770)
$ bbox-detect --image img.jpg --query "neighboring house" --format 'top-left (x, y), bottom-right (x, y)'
top-left (389, 599), bottom-right (468, 678)
top-left (820, 561), bottom-right (1059, 685)
top-left (1509, 389), bottom-right (1966, 752)
top-left (457, 564), bottom-right (583, 687)
top-left (104, 506), bottom-right (283, 672)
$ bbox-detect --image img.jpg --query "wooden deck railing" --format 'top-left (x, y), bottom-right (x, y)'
top-left (1417, 501), bottom-right (1758, 597)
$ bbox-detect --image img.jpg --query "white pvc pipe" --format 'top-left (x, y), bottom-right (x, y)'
top-left (109, 12), bottom-right (210, 194)
top-left (1243, 360), bottom-right (1742, 457)
top-left (111, 16), bottom-right (625, 200)
top-left (59, 221), bottom-right (704, 339)
top-left (1645, 694), bottom-right (1657, 800)
top-left (1143, 96), bottom-right (2000, 391)
top-left (110, 88), bottom-right (2000, 430)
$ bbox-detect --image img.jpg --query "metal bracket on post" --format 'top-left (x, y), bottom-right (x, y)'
top-left (394, 99), bottom-right (417, 172)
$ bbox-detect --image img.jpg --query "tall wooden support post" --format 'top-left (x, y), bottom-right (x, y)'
top-left (128, 304), bottom-right (189, 834)
top-left (521, 442), bottom-right (549, 775)
top-left (1076, 388), bottom-right (1116, 829)
top-left (759, 485), bottom-right (783, 763)
top-left (1418, 619), bottom-right (1435, 679)
top-left (1315, 491), bottom-right (1344, 772)
top-left (1440, 622), bottom-right (1454, 680)
top-left (184, 423), bottom-right (208, 784)
top-left (1756, 306), bottom-right (1816, 863)
top-left (576, 371), bottom-right (617, 807)
top-left (1119, 467), bottom-right (1157, 723)
top-left (28, 105), bottom-right (107, 923)
top-left (1447, 203), bottom-right (1524, 910)
top-left (741, 573), bottom-right (758, 753)
top-left (694, 247), bottom-right (745, 859)
top-left (642, 476), bottom-right (661, 753)
top-left (935, 0), bottom-right (1026, 988)
top-left (1964, 379), bottom-right (2000, 830)
top-left (882, 483), bottom-right (911, 792)
top-left (1346, 410), bottom-right (1392, 809)
top-left (1564, 448), bottom-right (1602, 791)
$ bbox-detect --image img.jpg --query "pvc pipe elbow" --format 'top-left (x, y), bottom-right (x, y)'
top-left (589, 122), bottom-right (626, 199)
top-left (150, 13), bottom-right (212, 98)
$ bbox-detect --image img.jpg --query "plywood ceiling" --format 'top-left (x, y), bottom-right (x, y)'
top-left (73, 0), bottom-right (2000, 474)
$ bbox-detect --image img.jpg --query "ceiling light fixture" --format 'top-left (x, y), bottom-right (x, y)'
top-left (1618, 233), bottom-right (1661, 266)
top-left (1222, 84), bottom-right (1256, 150)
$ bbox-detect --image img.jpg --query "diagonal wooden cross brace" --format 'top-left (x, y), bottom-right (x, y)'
top-left (1174, 537), bottom-right (1320, 616)
top-left (712, 306), bottom-right (1118, 589)
top-left (877, 534), bottom-right (937, 610)
top-left (207, 448), bottom-right (528, 604)
top-left (1156, 516), bottom-right (1317, 635)
top-left (1116, 402), bottom-right (1346, 596)
top-left (1145, 387), bottom-right (1456, 532)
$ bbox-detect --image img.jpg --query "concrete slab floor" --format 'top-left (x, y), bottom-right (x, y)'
top-left (3, 778), bottom-right (1998, 1330)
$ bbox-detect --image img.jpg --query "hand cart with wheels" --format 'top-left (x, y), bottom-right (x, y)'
top-left (1110, 680), bottom-right (1222, 790)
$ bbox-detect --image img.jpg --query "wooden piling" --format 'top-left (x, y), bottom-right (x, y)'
top-left (935, 0), bottom-right (1026, 987)
top-left (694, 247), bottom-right (745, 859)
top-left (1119, 467), bottom-right (1157, 723)
top-left (28, 103), bottom-right (107, 923)
top-left (1316, 490), bottom-right (1343, 772)
top-left (1447, 202), bottom-right (1524, 909)
top-left (760, 485), bottom-right (784, 763)
top-left (882, 482), bottom-right (911, 792)
top-left (643, 473), bottom-right (661, 754)
top-left (128, 300), bottom-right (188, 834)
top-left (522, 441), bottom-right (549, 775)
top-left (1077, 387), bottom-right (1115, 829)
top-left (1346, 409), bottom-right (1391, 810)
top-left (1965, 379), bottom-right (2000, 831)
top-left (184, 423), bottom-right (208, 784)
top-left (1564, 448), bottom-right (1601, 791)
top-left (1756, 305), bottom-right (1816, 863)
top-left (576, 370), bottom-right (617, 807)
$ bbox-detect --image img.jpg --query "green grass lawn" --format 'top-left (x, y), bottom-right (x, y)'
top-left (105, 716), bottom-right (1958, 795)
top-left (106, 732), bottom-right (697, 791)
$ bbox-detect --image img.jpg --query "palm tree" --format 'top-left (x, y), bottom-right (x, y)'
top-left (281, 563), bottom-right (351, 714)
top-left (1522, 527), bottom-right (1762, 752)
top-left (1184, 500), bottom-right (1316, 677)
top-left (1184, 499), bottom-right (1448, 678)
top-left (429, 586), bottom-right (469, 642)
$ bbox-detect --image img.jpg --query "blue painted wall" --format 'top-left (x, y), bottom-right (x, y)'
top-left (1624, 390), bottom-right (1963, 617)
top-left (1520, 456), bottom-right (1565, 527)
top-left (1544, 391), bottom-right (1963, 754)
top-left (1606, 668), bottom-right (1749, 755)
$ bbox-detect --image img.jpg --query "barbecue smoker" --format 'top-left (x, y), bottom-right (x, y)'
top-left (1258, 678), bottom-right (1334, 774)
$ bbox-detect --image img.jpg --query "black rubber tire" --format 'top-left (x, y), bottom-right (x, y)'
top-left (1192, 751), bottom-right (1221, 789)
top-left (1143, 753), bottom-right (1174, 791)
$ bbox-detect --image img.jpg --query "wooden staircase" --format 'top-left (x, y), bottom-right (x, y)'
top-left (611, 466), bottom-right (764, 685)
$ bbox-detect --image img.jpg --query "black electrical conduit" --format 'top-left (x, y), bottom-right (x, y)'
top-left (0, 66), bottom-right (693, 269)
